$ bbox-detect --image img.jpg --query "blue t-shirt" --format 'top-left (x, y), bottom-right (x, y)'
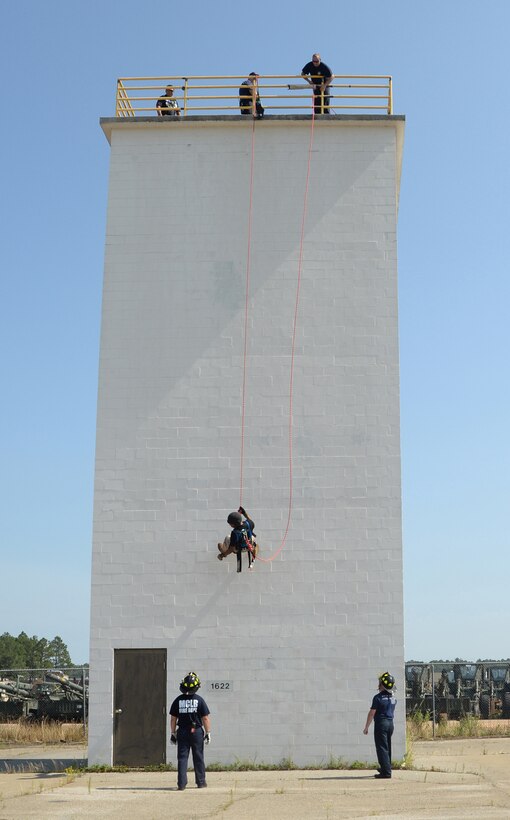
top-left (170, 693), bottom-right (210, 730)
top-left (371, 691), bottom-right (396, 721)
top-left (229, 517), bottom-right (254, 551)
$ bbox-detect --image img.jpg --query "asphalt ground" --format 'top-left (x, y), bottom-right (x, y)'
top-left (0, 738), bottom-right (509, 819)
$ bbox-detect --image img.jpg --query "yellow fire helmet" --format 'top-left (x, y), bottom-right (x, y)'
top-left (180, 672), bottom-right (201, 694)
top-left (379, 672), bottom-right (395, 691)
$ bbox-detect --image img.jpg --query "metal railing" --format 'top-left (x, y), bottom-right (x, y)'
top-left (115, 75), bottom-right (393, 118)
top-left (405, 661), bottom-right (510, 734)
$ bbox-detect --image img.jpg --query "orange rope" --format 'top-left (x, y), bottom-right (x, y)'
top-left (239, 101), bottom-right (316, 563)
top-left (239, 116), bottom-right (256, 507)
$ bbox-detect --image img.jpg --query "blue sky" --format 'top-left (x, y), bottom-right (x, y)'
top-left (1, 0), bottom-right (508, 665)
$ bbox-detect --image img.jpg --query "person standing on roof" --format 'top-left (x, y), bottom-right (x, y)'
top-left (363, 672), bottom-right (397, 779)
top-left (170, 672), bottom-right (211, 791)
top-left (301, 53), bottom-right (334, 114)
top-left (239, 73), bottom-right (265, 118)
top-left (156, 85), bottom-right (181, 116)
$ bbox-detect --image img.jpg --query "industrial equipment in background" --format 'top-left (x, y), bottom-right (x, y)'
top-left (405, 661), bottom-right (510, 720)
top-left (0, 668), bottom-right (88, 722)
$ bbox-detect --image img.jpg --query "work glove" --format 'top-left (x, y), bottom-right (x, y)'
top-left (238, 506), bottom-right (247, 517)
top-left (170, 733), bottom-right (177, 745)
top-left (204, 732), bottom-right (211, 744)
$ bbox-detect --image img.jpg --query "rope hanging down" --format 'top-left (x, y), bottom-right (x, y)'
top-left (238, 103), bottom-right (316, 563)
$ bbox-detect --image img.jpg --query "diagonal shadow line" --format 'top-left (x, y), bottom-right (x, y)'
top-left (300, 774), bottom-right (377, 781)
top-left (168, 571), bottom-right (236, 659)
top-left (0, 758), bottom-right (87, 773)
top-left (97, 787), bottom-right (175, 791)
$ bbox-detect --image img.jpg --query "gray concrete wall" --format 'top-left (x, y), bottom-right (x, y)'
top-left (89, 117), bottom-right (405, 766)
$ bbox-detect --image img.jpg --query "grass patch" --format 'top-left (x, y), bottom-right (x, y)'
top-left (68, 755), bottom-right (411, 774)
top-left (207, 757), bottom-right (297, 772)
top-left (208, 757), bottom-right (397, 772)
top-left (406, 713), bottom-right (510, 741)
top-left (66, 763), bottom-right (176, 774)
top-left (0, 720), bottom-right (86, 745)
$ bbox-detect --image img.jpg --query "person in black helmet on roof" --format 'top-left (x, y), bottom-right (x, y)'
top-left (239, 73), bottom-right (264, 118)
top-left (170, 672), bottom-right (211, 791)
top-left (363, 672), bottom-right (397, 779)
top-left (217, 506), bottom-right (258, 571)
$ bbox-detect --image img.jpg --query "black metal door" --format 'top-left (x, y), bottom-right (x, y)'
top-left (113, 648), bottom-right (166, 766)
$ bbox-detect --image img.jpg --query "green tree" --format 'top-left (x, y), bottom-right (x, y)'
top-left (0, 632), bottom-right (74, 670)
top-left (0, 632), bottom-right (26, 669)
top-left (47, 636), bottom-right (73, 668)
top-left (15, 633), bottom-right (53, 668)
top-left (31, 637), bottom-right (52, 668)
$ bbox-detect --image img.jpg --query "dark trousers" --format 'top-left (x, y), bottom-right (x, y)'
top-left (177, 727), bottom-right (206, 788)
top-left (313, 85), bottom-right (330, 114)
top-left (240, 101), bottom-right (264, 117)
top-left (374, 718), bottom-right (393, 777)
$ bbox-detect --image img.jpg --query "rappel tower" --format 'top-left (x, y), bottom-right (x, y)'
top-left (89, 73), bottom-right (405, 766)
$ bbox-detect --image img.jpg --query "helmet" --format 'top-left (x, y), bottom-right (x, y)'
top-left (379, 672), bottom-right (395, 691)
top-left (227, 511), bottom-right (243, 527)
top-left (180, 672), bottom-right (201, 694)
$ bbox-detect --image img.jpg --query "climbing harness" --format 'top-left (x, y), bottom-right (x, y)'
top-left (236, 530), bottom-right (256, 573)
top-left (237, 96), bottom-right (317, 566)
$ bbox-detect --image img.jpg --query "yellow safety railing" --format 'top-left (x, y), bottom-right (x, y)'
top-left (114, 75), bottom-right (393, 117)
top-left (116, 79), bottom-right (135, 117)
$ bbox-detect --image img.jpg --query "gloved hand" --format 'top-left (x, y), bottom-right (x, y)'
top-left (238, 506), bottom-right (247, 517)
top-left (204, 732), bottom-right (211, 744)
top-left (170, 733), bottom-right (177, 745)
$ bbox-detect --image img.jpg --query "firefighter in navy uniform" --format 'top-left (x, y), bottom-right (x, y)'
top-left (170, 672), bottom-right (211, 790)
top-left (363, 672), bottom-right (397, 779)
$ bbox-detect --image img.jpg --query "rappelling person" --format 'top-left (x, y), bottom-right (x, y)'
top-left (217, 506), bottom-right (258, 572)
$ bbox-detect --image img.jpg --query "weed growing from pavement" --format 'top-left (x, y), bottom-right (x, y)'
top-left (403, 739), bottom-right (414, 769)
top-left (60, 756), bottom-right (357, 775)
top-left (69, 756), bottom-right (407, 774)
top-left (207, 758), bottom-right (296, 772)
top-left (66, 764), bottom-right (174, 774)
top-left (219, 787), bottom-right (235, 811)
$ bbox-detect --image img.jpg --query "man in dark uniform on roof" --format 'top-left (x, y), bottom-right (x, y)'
top-left (363, 672), bottom-right (397, 779)
top-left (239, 72), bottom-right (264, 118)
top-left (170, 672), bottom-right (211, 790)
top-left (301, 53), bottom-right (334, 114)
top-left (156, 85), bottom-right (181, 116)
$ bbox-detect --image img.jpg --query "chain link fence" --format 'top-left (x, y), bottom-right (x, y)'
top-left (0, 666), bottom-right (88, 727)
top-left (405, 662), bottom-right (510, 733)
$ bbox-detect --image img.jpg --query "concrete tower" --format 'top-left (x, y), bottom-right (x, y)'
top-left (90, 111), bottom-right (405, 766)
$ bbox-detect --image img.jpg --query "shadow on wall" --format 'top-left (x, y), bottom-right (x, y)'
top-left (99, 125), bottom-right (391, 439)
top-left (167, 571), bottom-right (236, 664)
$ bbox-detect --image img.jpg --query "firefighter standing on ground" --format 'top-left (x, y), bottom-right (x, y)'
top-left (170, 672), bottom-right (211, 790)
top-left (363, 672), bottom-right (397, 779)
